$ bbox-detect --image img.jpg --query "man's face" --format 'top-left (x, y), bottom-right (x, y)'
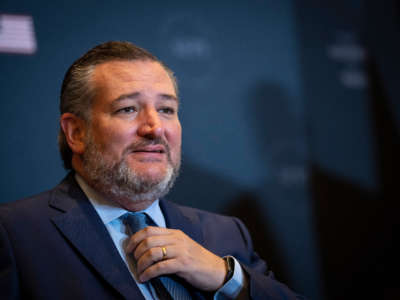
top-left (81, 60), bottom-right (181, 202)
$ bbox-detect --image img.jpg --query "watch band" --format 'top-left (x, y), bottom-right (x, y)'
top-left (223, 256), bottom-right (234, 284)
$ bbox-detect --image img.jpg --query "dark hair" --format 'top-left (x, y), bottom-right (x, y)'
top-left (58, 41), bottom-right (177, 169)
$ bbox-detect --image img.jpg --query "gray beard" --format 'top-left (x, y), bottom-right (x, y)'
top-left (82, 137), bottom-right (180, 203)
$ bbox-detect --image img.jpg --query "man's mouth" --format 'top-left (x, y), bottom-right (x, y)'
top-left (132, 145), bottom-right (166, 154)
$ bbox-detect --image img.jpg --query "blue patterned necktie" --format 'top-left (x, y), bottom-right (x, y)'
top-left (122, 212), bottom-right (192, 300)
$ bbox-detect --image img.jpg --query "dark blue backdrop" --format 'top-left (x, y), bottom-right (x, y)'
top-left (1, 1), bottom-right (397, 299)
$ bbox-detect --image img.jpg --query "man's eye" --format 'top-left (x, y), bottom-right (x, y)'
top-left (117, 107), bottom-right (136, 114)
top-left (159, 107), bottom-right (175, 114)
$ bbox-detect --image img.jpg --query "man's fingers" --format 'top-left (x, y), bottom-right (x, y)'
top-left (139, 258), bottom-right (181, 283)
top-left (126, 226), bottom-right (171, 252)
top-left (136, 245), bottom-right (178, 275)
top-left (134, 234), bottom-right (177, 260)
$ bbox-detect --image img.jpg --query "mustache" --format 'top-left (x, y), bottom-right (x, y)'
top-left (123, 138), bottom-right (171, 157)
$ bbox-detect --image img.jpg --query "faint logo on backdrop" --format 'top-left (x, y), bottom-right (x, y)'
top-left (327, 31), bottom-right (367, 89)
top-left (159, 14), bottom-right (219, 88)
top-left (269, 140), bottom-right (308, 188)
top-left (0, 14), bottom-right (37, 55)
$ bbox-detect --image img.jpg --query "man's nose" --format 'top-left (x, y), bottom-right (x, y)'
top-left (137, 108), bottom-right (163, 138)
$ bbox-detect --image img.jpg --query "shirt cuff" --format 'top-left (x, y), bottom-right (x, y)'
top-left (214, 256), bottom-right (248, 300)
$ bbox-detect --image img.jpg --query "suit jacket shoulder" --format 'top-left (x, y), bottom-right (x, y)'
top-left (0, 173), bottom-right (143, 300)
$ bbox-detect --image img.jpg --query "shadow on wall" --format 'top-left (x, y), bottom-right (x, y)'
top-left (169, 82), bottom-right (308, 290)
top-left (244, 81), bottom-right (307, 180)
top-left (232, 81), bottom-right (310, 289)
top-left (310, 56), bottom-right (397, 300)
top-left (224, 82), bottom-right (310, 292)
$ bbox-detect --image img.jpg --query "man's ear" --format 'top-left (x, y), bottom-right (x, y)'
top-left (60, 113), bottom-right (87, 155)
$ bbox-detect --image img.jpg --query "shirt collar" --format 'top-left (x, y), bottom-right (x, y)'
top-left (75, 173), bottom-right (166, 227)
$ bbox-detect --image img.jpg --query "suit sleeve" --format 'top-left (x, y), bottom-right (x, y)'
top-left (232, 217), bottom-right (306, 300)
top-left (0, 219), bottom-right (20, 299)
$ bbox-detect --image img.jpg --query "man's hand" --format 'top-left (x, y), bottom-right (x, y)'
top-left (125, 226), bottom-right (227, 291)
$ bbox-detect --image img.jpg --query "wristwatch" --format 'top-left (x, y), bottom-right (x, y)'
top-left (223, 256), bottom-right (235, 284)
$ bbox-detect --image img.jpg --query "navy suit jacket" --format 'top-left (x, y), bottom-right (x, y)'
top-left (0, 173), bottom-right (301, 299)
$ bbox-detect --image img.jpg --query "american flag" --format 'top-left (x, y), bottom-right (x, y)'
top-left (0, 14), bottom-right (37, 54)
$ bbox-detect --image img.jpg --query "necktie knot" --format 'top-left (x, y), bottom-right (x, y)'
top-left (121, 212), bottom-right (151, 234)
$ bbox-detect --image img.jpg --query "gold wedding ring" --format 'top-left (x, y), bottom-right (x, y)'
top-left (161, 246), bottom-right (167, 259)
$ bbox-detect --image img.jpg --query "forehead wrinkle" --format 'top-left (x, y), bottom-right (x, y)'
top-left (92, 61), bottom-right (178, 108)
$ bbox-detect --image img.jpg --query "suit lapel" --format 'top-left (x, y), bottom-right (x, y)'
top-left (49, 174), bottom-right (144, 300)
top-left (159, 199), bottom-right (204, 246)
top-left (160, 199), bottom-right (212, 300)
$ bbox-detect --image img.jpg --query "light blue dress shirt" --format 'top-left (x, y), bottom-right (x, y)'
top-left (75, 174), bottom-right (247, 299)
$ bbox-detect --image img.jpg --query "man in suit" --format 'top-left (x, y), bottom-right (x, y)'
top-left (0, 41), bottom-right (301, 299)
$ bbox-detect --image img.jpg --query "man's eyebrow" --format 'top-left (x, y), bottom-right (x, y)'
top-left (112, 92), bottom-right (179, 103)
top-left (112, 92), bottom-right (140, 103)
top-left (159, 93), bottom-right (179, 103)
